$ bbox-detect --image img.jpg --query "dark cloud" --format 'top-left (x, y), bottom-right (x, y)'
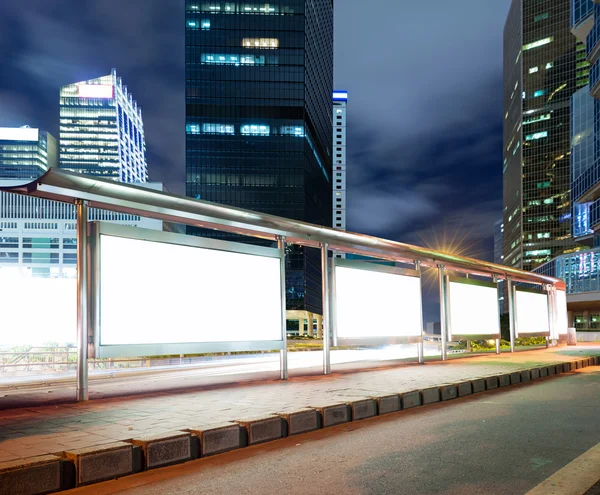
top-left (0, 0), bottom-right (511, 257)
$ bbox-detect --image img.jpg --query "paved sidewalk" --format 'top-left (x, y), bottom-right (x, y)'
top-left (0, 345), bottom-right (598, 467)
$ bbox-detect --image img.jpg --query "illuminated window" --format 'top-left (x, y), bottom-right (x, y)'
top-left (537, 181), bottom-right (551, 189)
top-left (543, 198), bottom-right (554, 204)
top-left (242, 38), bottom-right (279, 49)
top-left (241, 124), bottom-right (270, 136)
top-left (533, 90), bottom-right (546, 97)
top-left (526, 131), bottom-right (548, 141)
top-left (187, 21), bottom-right (197, 28)
top-left (201, 19), bottom-right (211, 29)
top-left (529, 67), bottom-right (539, 74)
top-left (280, 126), bottom-right (304, 137)
top-left (534, 12), bottom-right (549, 22)
top-left (546, 62), bottom-right (554, 69)
top-left (525, 249), bottom-right (551, 256)
top-left (536, 233), bottom-right (551, 239)
top-left (523, 114), bottom-right (550, 125)
top-left (201, 53), bottom-right (266, 65)
top-left (523, 37), bottom-right (553, 51)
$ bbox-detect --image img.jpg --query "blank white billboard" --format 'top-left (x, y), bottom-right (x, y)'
top-left (334, 264), bottom-right (422, 340)
top-left (555, 290), bottom-right (568, 336)
top-left (98, 234), bottom-right (282, 347)
top-left (515, 289), bottom-right (550, 336)
top-left (447, 279), bottom-right (500, 340)
top-left (0, 271), bottom-right (76, 347)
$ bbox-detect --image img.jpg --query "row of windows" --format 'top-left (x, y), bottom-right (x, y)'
top-left (186, 123), bottom-right (304, 136)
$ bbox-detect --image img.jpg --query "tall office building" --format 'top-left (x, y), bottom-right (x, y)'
top-left (59, 69), bottom-right (148, 184)
top-left (0, 126), bottom-right (57, 180)
top-left (332, 90), bottom-right (347, 234)
top-left (185, 0), bottom-right (334, 314)
top-left (503, 0), bottom-right (587, 271)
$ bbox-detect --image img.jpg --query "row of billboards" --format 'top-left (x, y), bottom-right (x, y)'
top-left (0, 223), bottom-right (568, 354)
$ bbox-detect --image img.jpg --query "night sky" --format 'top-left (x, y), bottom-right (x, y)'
top-left (0, 0), bottom-right (511, 261)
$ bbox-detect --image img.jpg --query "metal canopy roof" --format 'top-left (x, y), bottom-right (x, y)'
top-left (0, 169), bottom-right (564, 288)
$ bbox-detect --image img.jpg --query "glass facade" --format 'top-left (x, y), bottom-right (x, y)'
top-left (504, 0), bottom-right (584, 271)
top-left (185, 0), bottom-right (334, 314)
top-left (332, 90), bottom-right (347, 236)
top-left (59, 69), bottom-right (148, 184)
top-left (0, 127), bottom-right (57, 180)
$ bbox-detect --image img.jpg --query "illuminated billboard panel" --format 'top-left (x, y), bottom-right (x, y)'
top-left (0, 271), bottom-right (76, 347)
top-left (515, 288), bottom-right (550, 337)
top-left (447, 278), bottom-right (500, 340)
top-left (96, 229), bottom-right (283, 356)
top-left (555, 289), bottom-right (568, 336)
top-left (77, 84), bottom-right (114, 99)
top-left (333, 262), bottom-right (422, 342)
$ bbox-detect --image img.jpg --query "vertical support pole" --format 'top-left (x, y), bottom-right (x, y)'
top-left (493, 275), bottom-right (501, 354)
top-left (416, 260), bottom-right (424, 364)
top-left (507, 277), bottom-right (516, 353)
top-left (438, 265), bottom-right (448, 361)
top-left (321, 243), bottom-right (331, 375)
top-left (546, 284), bottom-right (552, 348)
top-left (76, 200), bottom-right (89, 402)
top-left (277, 236), bottom-right (288, 380)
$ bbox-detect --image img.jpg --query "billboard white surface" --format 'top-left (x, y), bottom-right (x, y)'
top-left (98, 234), bottom-right (282, 346)
top-left (334, 265), bottom-right (422, 340)
top-left (555, 290), bottom-right (568, 336)
top-left (515, 289), bottom-right (550, 336)
top-left (0, 272), bottom-right (76, 347)
top-left (447, 279), bottom-right (500, 339)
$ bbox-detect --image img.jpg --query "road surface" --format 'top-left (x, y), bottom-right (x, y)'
top-left (68, 367), bottom-right (600, 495)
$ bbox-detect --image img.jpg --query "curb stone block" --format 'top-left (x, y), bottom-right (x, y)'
top-left (188, 423), bottom-right (244, 457)
top-left (374, 395), bottom-right (400, 415)
top-left (64, 442), bottom-right (132, 486)
top-left (563, 363), bottom-right (570, 373)
top-left (540, 367), bottom-right (548, 377)
top-left (0, 455), bottom-right (62, 495)
top-left (317, 404), bottom-right (350, 427)
top-left (498, 374), bottom-right (511, 387)
top-left (510, 372), bottom-right (521, 385)
top-left (236, 416), bottom-right (285, 446)
top-left (401, 391), bottom-right (422, 409)
top-left (440, 385), bottom-right (458, 401)
top-left (421, 387), bottom-right (441, 405)
top-left (555, 365), bottom-right (562, 375)
top-left (457, 382), bottom-right (472, 397)
top-left (471, 379), bottom-right (486, 393)
top-left (349, 399), bottom-right (377, 421)
top-left (279, 409), bottom-right (321, 436)
top-left (548, 365), bottom-right (556, 376)
top-left (130, 432), bottom-right (192, 470)
top-left (570, 362), bottom-right (577, 372)
top-left (531, 368), bottom-right (540, 380)
top-left (485, 376), bottom-right (499, 390)
top-left (521, 370), bottom-right (531, 382)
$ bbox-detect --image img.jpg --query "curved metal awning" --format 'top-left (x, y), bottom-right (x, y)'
top-left (0, 169), bottom-right (564, 288)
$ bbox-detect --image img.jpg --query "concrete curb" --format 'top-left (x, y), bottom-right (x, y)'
top-left (2, 356), bottom-right (598, 494)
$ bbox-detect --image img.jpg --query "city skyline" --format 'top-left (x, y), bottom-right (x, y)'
top-left (0, 0), bottom-right (512, 261)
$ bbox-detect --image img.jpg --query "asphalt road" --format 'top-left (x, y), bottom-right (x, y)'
top-left (68, 367), bottom-right (600, 495)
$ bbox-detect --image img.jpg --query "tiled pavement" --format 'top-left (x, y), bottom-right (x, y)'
top-left (0, 345), bottom-right (599, 464)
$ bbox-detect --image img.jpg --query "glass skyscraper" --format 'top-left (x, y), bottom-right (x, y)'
top-left (503, 0), bottom-right (586, 272)
top-left (0, 126), bottom-right (57, 180)
top-left (185, 0), bottom-right (334, 314)
top-left (59, 69), bottom-right (148, 184)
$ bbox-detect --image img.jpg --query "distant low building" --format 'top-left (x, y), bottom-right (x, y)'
top-left (0, 126), bottom-right (57, 180)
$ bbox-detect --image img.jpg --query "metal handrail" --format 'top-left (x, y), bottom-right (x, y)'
top-left (0, 170), bottom-right (563, 288)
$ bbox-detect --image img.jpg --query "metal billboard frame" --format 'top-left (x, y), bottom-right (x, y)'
top-left (330, 258), bottom-right (424, 352)
top-left (514, 285), bottom-right (551, 339)
top-left (446, 276), bottom-right (501, 341)
top-left (89, 222), bottom-right (286, 359)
